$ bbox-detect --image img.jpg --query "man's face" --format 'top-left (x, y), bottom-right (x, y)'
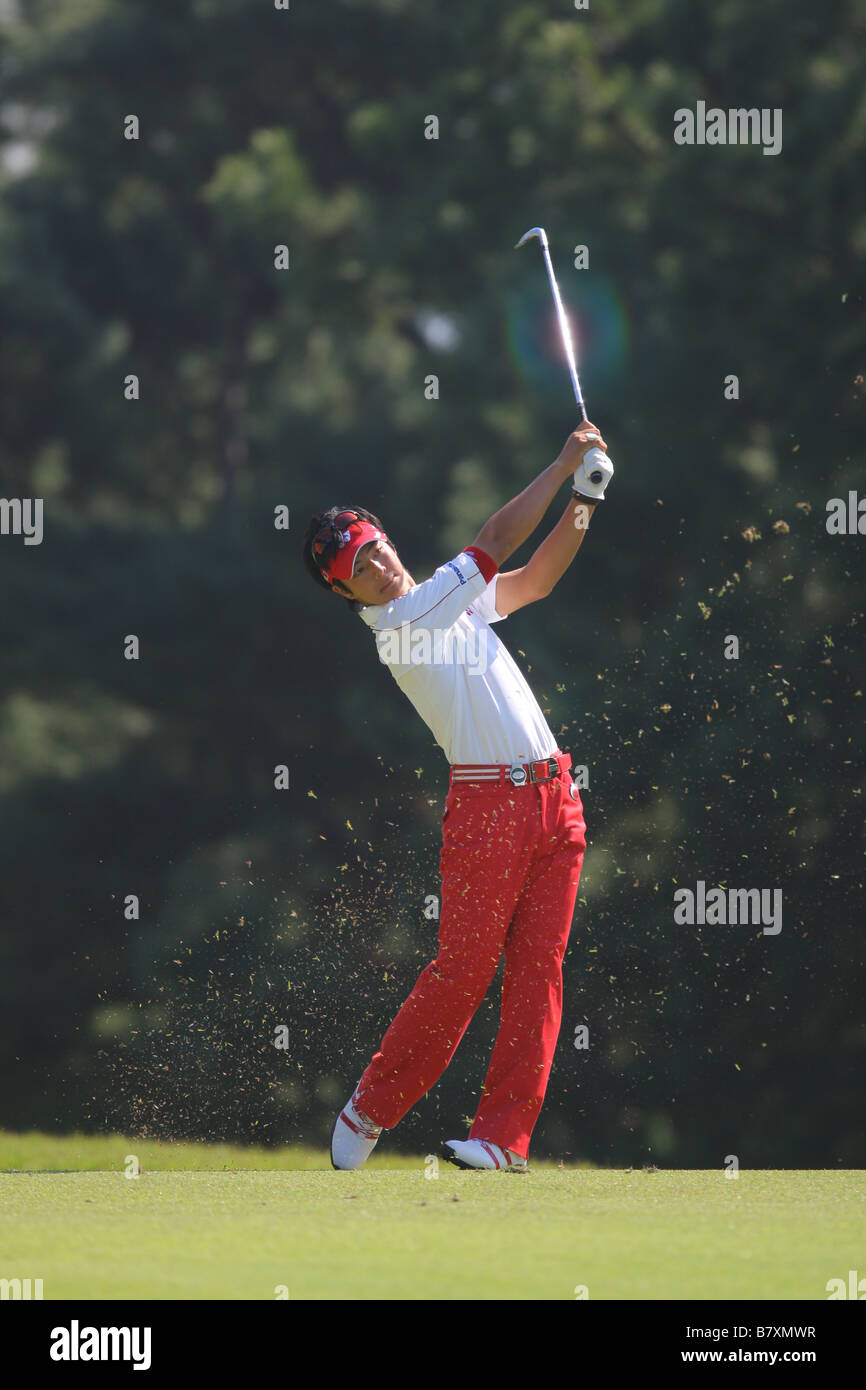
top-left (335, 537), bottom-right (411, 605)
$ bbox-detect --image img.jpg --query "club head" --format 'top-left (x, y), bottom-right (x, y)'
top-left (515, 226), bottom-right (548, 250)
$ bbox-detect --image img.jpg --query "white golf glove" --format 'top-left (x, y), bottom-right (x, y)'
top-left (573, 437), bottom-right (614, 502)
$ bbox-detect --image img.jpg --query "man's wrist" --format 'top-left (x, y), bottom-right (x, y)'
top-left (571, 488), bottom-right (601, 507)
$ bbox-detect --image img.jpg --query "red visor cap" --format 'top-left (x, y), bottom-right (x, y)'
top-left (322, 520), bottom-right (385, 586)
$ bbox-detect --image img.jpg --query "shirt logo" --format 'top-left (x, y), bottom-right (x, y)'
top-left (446, 560), bottom-right (466, 586)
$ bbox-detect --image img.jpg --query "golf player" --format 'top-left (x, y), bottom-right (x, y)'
top-left (303, 422), bottom-right (612, 1170)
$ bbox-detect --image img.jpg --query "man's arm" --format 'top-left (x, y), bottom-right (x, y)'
top-left (493, 495), bottom-right (598, 616)
top-left (473, 424), bottom-right (606, 567)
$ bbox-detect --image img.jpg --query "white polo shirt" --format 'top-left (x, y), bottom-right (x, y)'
top-left (358, 546), bottom-right (559, 766)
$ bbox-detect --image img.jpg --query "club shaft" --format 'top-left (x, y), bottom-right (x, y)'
top-left (516, 226), bottom-right (609, 485)
top-left (537, 241), bottom-right (588, 421)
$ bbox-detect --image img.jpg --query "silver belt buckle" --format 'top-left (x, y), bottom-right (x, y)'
top-left (507, 763), bottom-right (528, 787)
top-left (527, 756), bottom-right (558, 784)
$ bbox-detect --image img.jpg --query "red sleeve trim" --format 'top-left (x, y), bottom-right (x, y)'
top-left (462, 545), bottom-right (498, 584)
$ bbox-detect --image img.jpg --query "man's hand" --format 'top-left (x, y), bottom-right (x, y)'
top-left (555, 421), bottom-right (609, 472)
top-left (560, 420), bottom-right (613, 502)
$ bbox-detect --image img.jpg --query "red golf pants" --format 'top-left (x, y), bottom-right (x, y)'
top-left (355, 758), bottom-right (587, 1159)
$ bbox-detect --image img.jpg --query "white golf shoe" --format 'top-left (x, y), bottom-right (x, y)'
top-left (441, 1139), bottom-right (528, 1171)
top-left (330, 1091), bottom-right (384, 1170)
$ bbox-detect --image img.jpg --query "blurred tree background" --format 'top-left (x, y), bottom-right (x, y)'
top-left (0, 0), bottom-right (863, 1164)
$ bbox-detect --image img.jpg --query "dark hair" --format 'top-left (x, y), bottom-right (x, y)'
top-left (302, 505), bottom-right (389, 612)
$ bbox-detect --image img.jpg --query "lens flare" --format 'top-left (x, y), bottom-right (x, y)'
top-left (504, 274), bottom-right (629, 404)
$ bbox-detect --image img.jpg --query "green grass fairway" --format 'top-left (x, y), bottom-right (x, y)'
top-left (1, 1133), bottom-right (862, 1299)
